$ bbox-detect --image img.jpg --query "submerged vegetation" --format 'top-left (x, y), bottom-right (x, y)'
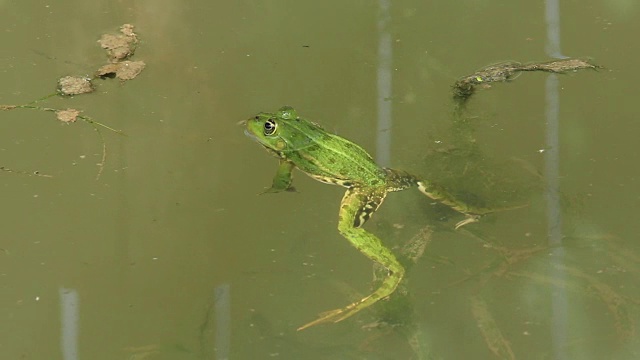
top-left (330, 58), bottom-right (638, 359)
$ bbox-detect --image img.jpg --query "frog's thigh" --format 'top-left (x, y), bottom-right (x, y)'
top-left (337, 188), bottom-right (401, 271)
top-left (339, 187), bottom-right (387, 227)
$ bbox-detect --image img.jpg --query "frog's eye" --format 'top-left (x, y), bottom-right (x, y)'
top-left (263, 119), bottom-right (277, 136)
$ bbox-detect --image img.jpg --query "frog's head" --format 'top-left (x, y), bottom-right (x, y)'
top-left (244, 106), bottom-right (300, 152)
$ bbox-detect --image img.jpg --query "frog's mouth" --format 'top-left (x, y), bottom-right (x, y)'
top-left (239, 119), bottom-right (257, 140)
top-left (243, 128), bottom-right (259, 142)
top-left (244, 128), bottom-right (273, 151)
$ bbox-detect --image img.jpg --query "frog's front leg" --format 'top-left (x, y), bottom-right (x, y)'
top-left (297, 187), bottom-right (405, 331)
top-left (262, 160), bottom-right (296, 194)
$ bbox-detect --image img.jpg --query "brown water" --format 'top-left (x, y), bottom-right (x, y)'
top-left (2, 1), bottom-right (639, 359)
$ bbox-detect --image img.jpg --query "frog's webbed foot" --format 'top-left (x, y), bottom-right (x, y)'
top-left (297, 308), bottom-right (349, 331)
top-left (453, 203), bottom-right (530, 227)
top-left (455, 214), bottom-right (481, 229)
top-left (297, 294), bottom-right (375, 331)
top-left (259, 186), bottom-right (296, 195)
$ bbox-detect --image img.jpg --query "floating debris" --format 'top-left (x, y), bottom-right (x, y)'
top-left (98, 23), bottom-right (139, 63)
top-left (94, 24), bottom-right (145, 82)
top-left (55, 108), bottom-right (81, 123)
top-left (58, 76), bottom-right (94, 95)
top-left (453, 58), bottom-right (600, 103)
top-left (56, 24), bottom-right (145, 95)
top-left (0, 166), bottom-right (53, 178)
top-left (97, 60), bottom-right (146, 81)
top-left (4, 24), bottom-right (144, 180)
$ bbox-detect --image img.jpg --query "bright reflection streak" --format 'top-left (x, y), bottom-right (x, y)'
top-left (214, 284), bottom-right (231, 360)
top-left (545, 1), bottom-right (568, 359)
top-left (376, 0), bottom-right (392, 167)
top-left (59, 288), bottom-right (79, 360)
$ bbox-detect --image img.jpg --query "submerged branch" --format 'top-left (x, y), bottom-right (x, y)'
top-left (453, 58), bottom-right (600, 104)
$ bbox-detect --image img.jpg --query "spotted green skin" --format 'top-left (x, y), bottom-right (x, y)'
top-left (245, 106), bottom-right (483, 330)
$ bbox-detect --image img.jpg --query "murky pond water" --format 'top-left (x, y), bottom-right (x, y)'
top-left (2, 1), bottom-right (639, 359)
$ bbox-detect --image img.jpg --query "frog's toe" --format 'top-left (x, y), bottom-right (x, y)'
top-left (297, 309), bottom-right (347, 331)
top-left (259, 186), bottom-right (297, 195)
top-left (455, 214), bottom-right (480, 229)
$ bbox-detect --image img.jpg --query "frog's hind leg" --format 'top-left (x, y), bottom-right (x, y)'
top-left (416, 178), bottom-right (529, 228)
top-left (297, 187), bottom-right (405, 331)
top-left (416, 178), bottom-right (493, 226)
top-left (385, 168), bottom-right (484, 227)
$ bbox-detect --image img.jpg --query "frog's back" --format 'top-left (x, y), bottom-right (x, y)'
top-left (281, 119), bottom-right (386, 187)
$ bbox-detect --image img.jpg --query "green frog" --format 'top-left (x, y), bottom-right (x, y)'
top-left (244, 106), bottom-right (491, 331)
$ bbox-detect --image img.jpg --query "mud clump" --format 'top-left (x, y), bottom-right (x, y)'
top-left (95, 24), bottom-right (146, 81)
top-left (98, 23), bottom-right (139, 63)
top-left (58, 76), bottom-right (94, 96)
top-left (4, 24), bottom-right (141, 180)
top-left (56, 23), bottom-right (146, 94)
top-left (55, 108), bottom-right (81, 123)
top-left (97, 60), bottom-right (146, 81)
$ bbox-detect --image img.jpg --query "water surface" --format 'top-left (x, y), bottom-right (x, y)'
top-left (1, 1), bottom-right (639, 359)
